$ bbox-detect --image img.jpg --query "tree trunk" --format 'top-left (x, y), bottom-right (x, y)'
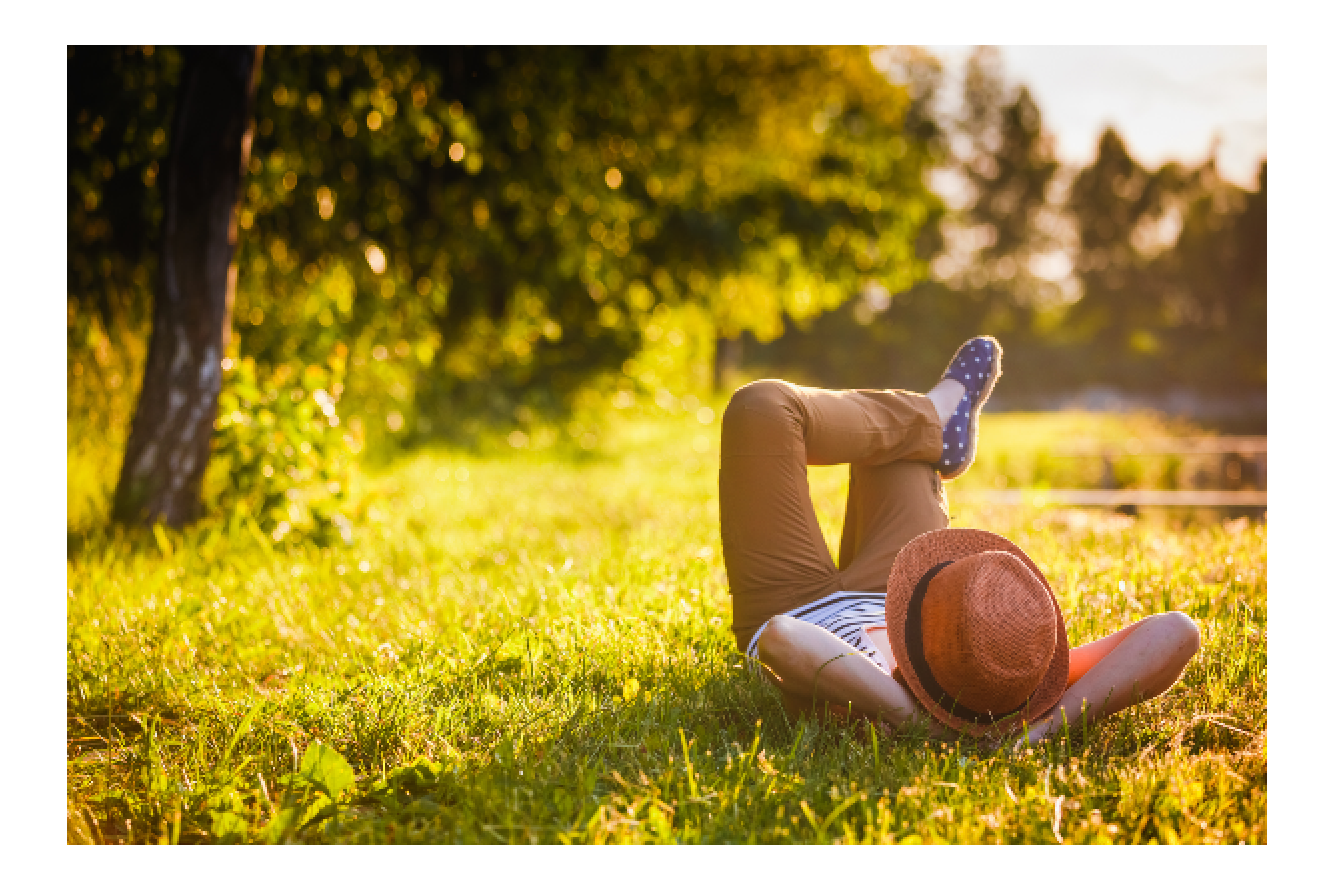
top-left (713, 335), bottom-right (743, 393)
top-left (113, 46), bottom-right (262, 527)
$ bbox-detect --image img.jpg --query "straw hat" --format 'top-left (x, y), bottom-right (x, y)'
top-left (885, 528), bottom-right (1069, 737)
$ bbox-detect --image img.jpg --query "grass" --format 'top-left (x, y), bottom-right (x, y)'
top-left (66, 405), bottom-right (1266, 844)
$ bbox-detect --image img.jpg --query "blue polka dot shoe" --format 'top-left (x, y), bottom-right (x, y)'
top-left (933, 336), bottom-right (1002, 481)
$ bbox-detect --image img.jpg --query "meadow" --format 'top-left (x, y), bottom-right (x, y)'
top-left (66, 405), bottom-right (1266, 844)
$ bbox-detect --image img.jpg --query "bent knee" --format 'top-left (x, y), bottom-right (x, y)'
top-left (722, 380), bottom-right (802, 453)
top-left (756, 615), bottom-right (803, 663)
top-left (1156, 610), bottom-right (1202, 657)
top-left (725, 379), bottom-right (798, 421)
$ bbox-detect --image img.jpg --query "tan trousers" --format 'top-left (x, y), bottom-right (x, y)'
top-left (719, 380), bottom-right (950, 651)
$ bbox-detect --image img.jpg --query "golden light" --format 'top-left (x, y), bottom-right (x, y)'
top-left (605, 167), bottom-right (623, 189)
top-left (316, 186), bottom-right (335, 220)
top-left (449, 142), bottom-right (466, 162)
top-left (864, 190), bottom-right (883, 212)
top-left (364, 244), bottom-right (387, 274)
top-left (366, 111), bottom-right (383, 131)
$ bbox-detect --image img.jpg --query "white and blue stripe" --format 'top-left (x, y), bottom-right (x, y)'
top-left (746, 590), bottom-right (892, 673)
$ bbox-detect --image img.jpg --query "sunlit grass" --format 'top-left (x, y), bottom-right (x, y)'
top-left (66, 407), bottom-right (1265, 844)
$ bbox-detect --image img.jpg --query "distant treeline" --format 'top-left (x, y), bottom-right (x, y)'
top-left (751, 50), bottom-right (1266, 411)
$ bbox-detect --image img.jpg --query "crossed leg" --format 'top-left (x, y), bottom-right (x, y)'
top-left (718, 379), bottom-right (951, 735)
top-left (723, 378), bottom-right (1202, 743)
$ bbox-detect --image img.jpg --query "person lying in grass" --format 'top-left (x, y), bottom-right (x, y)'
top-left (721, 336), bottom-right (1201, 745)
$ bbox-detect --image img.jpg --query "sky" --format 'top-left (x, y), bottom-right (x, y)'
top-left (928, 45), bottom-right (1267, 188)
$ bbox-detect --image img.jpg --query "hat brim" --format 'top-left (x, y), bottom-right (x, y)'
top-left (885, 528), bottom-right (1069, 737)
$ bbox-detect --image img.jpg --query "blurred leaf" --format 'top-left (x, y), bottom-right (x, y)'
top-left (209, 810), bottom-right (248, 843)
top-left (298, 741), bottom-right (355, 800)
top-left (151, 523), bottom-right (173, 558)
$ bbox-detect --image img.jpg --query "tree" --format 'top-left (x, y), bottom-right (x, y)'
top-left (69, 48), bottom-right (947, 472)
top-left (112, 46), bottom-right (262, 526)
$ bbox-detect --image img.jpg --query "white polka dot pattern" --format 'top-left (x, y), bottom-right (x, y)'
top-left (934, 336), bottom-right (1001, 480)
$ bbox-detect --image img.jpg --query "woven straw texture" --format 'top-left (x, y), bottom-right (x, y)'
top-left (885, 528), bottom-right (1069, 737)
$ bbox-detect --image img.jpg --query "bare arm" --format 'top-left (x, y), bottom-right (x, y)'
top-left (1065, 617), bottom-right (1146, 687)
top-left (1024, 611), bottom-right (1201, 744)
top-left (756, 615), bottom-right (954, 739)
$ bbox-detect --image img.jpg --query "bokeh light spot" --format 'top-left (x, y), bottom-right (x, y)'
top-left (364, 244), bottom-right (387, 275)
top-left (316, 186), bottom-right (335, 220)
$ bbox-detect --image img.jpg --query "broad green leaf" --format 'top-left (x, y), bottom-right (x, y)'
top-left (258, 805), bottom-right (300, 845)
top-left (299, 741), bottom-right (355, 799)
top-left (209, 810), bottom-right (248, 843)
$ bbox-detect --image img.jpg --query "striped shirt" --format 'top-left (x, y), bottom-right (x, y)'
top-left (746, 590), bottom-right (892, 674)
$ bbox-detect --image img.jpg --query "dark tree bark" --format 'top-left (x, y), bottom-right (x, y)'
top-left (713, 335), bottom-right (743, 393)
top-left (113, 46), bottom-right (262, 527)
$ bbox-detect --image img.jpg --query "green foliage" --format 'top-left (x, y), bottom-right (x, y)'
top-left (67, 306), bottom-right (145, 533)
top-left (254, 741), bottom-right (357, 842)
top-left (68, 45), bottom-right (941, 450)
top-left (67, 46), bottom-right (179, 333)
top-left (208, 355), bottom-right (356, 546)
top-left (67, 409), bottom-right (1265, 844)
